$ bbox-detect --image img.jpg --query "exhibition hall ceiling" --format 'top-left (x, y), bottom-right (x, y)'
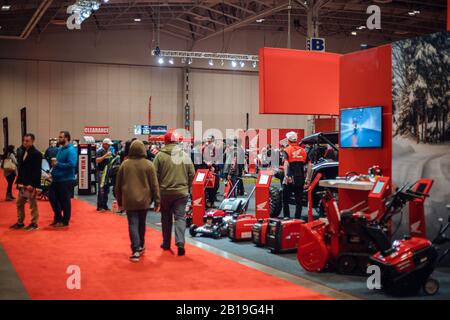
top-left (0, 0), bottom-right (447, 43)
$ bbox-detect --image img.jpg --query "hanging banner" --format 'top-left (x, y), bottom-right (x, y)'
top-left (20, 107), bottom-right (27, 137)
top-left (2, 117), bottom-right (8, 149)
top-left (84, 126), bottom-right (110, 135)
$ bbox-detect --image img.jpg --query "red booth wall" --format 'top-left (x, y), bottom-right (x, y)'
top-left (259, 48), bottom-right (340, 116)
top-left (338, 45), bottom-right (393, 209)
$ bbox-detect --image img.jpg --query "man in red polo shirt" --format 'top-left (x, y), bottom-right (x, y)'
top-left (282, 131), bottom-right (312, 219)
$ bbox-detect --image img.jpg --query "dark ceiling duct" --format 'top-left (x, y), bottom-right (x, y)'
top-left (0, 0), bottom-right (54, 40)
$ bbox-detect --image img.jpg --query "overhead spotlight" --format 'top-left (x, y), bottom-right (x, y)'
top-left (188, 58), bottom-right (193, 65)
top-left (168, 58), bottom-right (174, 65)
top-left (351, 31), bottom-right (357, 36)
top-left (181, 57), bottom-right (186, 64)
top-left (252, 61), bottom-right (257, 68)
top-left (231, 60), bottom-right (237, 68)
top-left (240, 61), bottom-right (245, 68)
top-left (220, 59), bottom-right (224, 66)
top-left (134, 18), bottom-right (141, 22)
top-left (357, 26), bottom-right (366, 30)
top-left (103, 0), bottom-right (109, 3)
top-left (158, 57), bottom-right (164, 64)
top-left (1, 5), bottom-right (11, 11)
top-left (208, 59), bottom-right (214, 66)
top-left (256, 19), bottom-right (265, 23)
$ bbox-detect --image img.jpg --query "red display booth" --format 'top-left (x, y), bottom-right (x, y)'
top-left (259, 45), bottom-right (393, 211)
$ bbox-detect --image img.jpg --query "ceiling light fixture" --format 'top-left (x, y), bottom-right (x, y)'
top-left (168, 58), bottom-right (174, 65)
top-left (134, 18), bottom-right (141, 22)
top-left (256, 18), bottom-right (265, 23)
top-left (188, 58), bottom-right (193, 65)
top-left (357, 26), bottom-right (366, 30)
top-left (231, 60), bottom-right (237, 68)
top-left (1, 5), bottom-right (11, 11)
top-left (240, 61), bottom-right (245, 68)
top-left (351, 31), bottom-right (357, 36)
top-left (158, 57), bottom-right (164, 64)
top-left (208, 59), bottom-right (214, 66)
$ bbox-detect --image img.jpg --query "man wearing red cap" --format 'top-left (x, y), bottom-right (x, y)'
top-left (153, 130), bottom-right (195, 256)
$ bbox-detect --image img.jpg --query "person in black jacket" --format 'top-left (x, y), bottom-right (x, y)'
top-left (10, 134), bottom-right (43, 231)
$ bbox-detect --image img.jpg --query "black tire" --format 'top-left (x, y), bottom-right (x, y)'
top-left (189, 224), bottom-right (198, 237)
top-left (336, 255), bottom-right (357, 275)
top-left (423, 278), bottom-right (440, 296)
top-left (269, 186), bottom-right (282, 218)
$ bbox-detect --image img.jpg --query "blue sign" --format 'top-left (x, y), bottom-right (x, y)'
top-left (134, 125), bottom-right (168, 135)
top-left (306, 38), bottom-right (326, 52)
top-left (150, 125), bottom-right (168, 136)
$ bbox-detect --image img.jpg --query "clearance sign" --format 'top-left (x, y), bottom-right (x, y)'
top-left (84, 126), bottom-right (110, 135)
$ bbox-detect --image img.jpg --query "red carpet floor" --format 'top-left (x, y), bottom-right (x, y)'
top-left (0, 176), bottom-right (330, 300)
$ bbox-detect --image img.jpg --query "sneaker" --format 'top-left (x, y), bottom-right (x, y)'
top-left (129, 252), bottom-right (140, 263)
top-left (138, 246), bottom-right (146, 255)
top-left (10, 223), bottom-right (25, 230)
top-left (96, 208), bottom-right (102, 212)
top-left (24, 224), bottom-right (38, 231)
top-left (177, 247), bottom-right (186, 256)
top-left (54, 222), bottom-right (68, 228)
top-left (160, 243), bottom-right (170, 251)
top-left (49, 221), bottom-right (59, 227)
top-left (103, 207), bottom-right (111, 211)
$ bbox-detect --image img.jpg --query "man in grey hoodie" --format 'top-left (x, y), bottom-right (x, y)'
top-left (153, 131), bottom-right (195, 256)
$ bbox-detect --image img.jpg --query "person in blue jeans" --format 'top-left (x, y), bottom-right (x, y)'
top-left (49, 131), bottom-right (78, 228)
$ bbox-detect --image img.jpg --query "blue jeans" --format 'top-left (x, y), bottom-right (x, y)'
top-left (127, 210), bottom-right (148, 253)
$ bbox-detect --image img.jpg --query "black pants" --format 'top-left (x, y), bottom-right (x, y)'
top-left (127, 210), bottom-right (148, 253)
top-left (206, 177), bottom-right (220, 203)
top-left (5, 173), bottom-right (15, 196)
top-left (283, 181), bottom-right (304, 219)
top-left (97, 183), bottom-right (110, 210)
top-left (237, 176), bottom-right (245, 196)
top-left (49, 181), bottom-right (73, 225)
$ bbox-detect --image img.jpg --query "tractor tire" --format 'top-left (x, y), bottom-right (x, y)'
top-left (269, 186), bottom-right (282, 218)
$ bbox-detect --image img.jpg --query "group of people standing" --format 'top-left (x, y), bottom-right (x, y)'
top-left (1, 132), bottom-right (77, 231)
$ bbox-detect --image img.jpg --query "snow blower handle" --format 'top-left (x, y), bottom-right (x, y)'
top-left (242, 185), bottom-right (257, 213)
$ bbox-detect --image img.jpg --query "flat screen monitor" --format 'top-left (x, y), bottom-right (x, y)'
top-left (340, 106), bottom-right (383, 148)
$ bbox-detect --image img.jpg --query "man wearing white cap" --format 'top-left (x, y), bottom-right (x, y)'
top-left (96, 138), bottom-right (114, 211)
top-left (282, 131), bottom-right (312, 219)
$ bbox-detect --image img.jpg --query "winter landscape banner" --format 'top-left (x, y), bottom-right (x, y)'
top-left (392, 31), bottom-right (450, 252)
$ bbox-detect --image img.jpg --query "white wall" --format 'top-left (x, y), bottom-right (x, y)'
top-left (0, 59), bottom-right (183, 151)
top-left (3, 27), bottom-right (365, 150)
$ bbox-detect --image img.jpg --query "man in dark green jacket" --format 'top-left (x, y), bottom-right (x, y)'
top-left (153, 131), bottom-right (195, 256)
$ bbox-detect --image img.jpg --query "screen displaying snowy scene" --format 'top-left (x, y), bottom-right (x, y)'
top-left (340, 106), bottom-right (382, 148)
top-left (392, 31), bottom-right (450, 265)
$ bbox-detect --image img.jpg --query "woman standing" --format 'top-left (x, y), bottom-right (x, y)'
top-left (1, 145), bottom-right (18, 201)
